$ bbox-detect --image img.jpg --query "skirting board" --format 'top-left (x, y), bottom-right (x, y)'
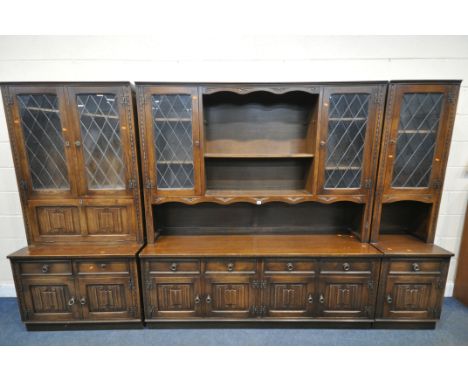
top-left (0, 281), bottom-right (456, 298)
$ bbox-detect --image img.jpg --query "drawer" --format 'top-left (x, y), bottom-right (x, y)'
top-left (76, 260), bottom-right (130, 275)
top-left (148, 259), bottom-right (200, 274)
top-left (320, 260), bottom-right (373, 274)
top-left (19, 261), bottom-right (72, 276)
top-left (264, 259), bottom-right (316, 274)
top-left (205, 259), bottom-right (256, 274)
top-left (388, 259), bottom-right (446, 275)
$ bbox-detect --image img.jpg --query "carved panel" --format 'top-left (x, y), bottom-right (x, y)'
top-left (212, 284), bottom-right (248, 311)
top-left (157, 283), bottom-right (195, 311)
top-left (30, 285), bottom-right (70, 313)
top-left (86, 284), bottom-right (127, 312)
top-left (327, 284), bottom-right (361, 310)
top-left (36, 206), bottom-right (80, 235)
top-left (205, 277), bottom-right (254, 318)
top-left (271, 284), bottom-right (307, 310)
top-left (86, 206), bottom-right (129, 234)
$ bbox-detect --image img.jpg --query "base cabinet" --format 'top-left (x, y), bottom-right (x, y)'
top-left (12, 258), bottom-right (141, 324)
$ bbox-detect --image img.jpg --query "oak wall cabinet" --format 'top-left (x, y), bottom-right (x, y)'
top-left (2, 83), bottom-right (144, 329)
top-left (136, 81), bottom-right (460, 329)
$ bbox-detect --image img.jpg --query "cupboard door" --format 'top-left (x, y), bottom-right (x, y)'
top-left (317, 275), bottom-right (375, 318)
top-left (5, 86), bottom-right (77, 198)
top-left (77, 276), bottom-right (138, 321)
top-left (264, 276), bottom-right (315, 318)
top-left (19, 276), bottom-right (79, 322)
top-left (140, 86), bottom-right (201, 196)
top-left (145, 276), bottom-right (202, 319)
top-left (381, 84), bottom-right (456, 197)
top-left (66, 86), bottom-right (135, 197)
top-left (317, 86), bottom-right (384, 195)
top-left (204, 276), bottom-right (256, 318)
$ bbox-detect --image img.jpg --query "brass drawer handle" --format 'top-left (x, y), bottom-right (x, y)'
top-left (79, 297), bottom-right (87, 305)
top-left (412, 263), bottom-right (420, 272)
top-left (227, 262), bottom-right (234, 272)
top-left (343, 262), bottom-right (351, 271)
top-left (100, 263), bottom-right (107, 269)
top-left (308, 294), bottom-right (313, 304)
top-left (42, 264), bottom-right (49, 273)
top-left (287, 262), bottom-right (294, 271)
top-left (206, 295), bottom-right (212, 304)
top-left (67, 297), bottom-right (75, 306)
top-left (387, 295), bottom-right (393, 304)
top-left (319, 294), bottom-right (324, 304)
top-left (170, 263), bottom-right (177, 272)
top-left (195, 295), bottom-right (200, 304)
top-left (74, 140), bottom-right (81, 147)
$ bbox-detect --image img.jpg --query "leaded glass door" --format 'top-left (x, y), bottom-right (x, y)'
top-left (67, 86), bottom-right (134, 197)
top-left (7, 86), bottom-right (77, 198)
top-left (381, 84), bottom-right (453, 197)
top-left (317, 86), bottom-right (384, 196)
top-left (141, 86), bottom-right (201, 196)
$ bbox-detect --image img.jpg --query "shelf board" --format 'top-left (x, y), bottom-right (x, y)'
top-left (373, 234), bottom-right (453, 257)
top-left (141, 234), bottom-right (381, 257)
top-left (205, 189), bottom-right (311, 196)
top-left (24, 107), bottom-right (119, 120)
top-left (398, 130), bottom-right (435, 134)
top-left (204, 153), bottom-right (314, 159)
top-left (328, 117), bottom-right (367, 122)
top-left (158, 161), bottom-right (193, 165)
top-left (325, 166), bottom-right (361, 171)
top-left (154, 118), bottom-right (192, 122)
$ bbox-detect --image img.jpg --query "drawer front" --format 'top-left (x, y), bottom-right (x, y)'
top-left (19, 261), bottom-right (72, 276)
top-left (320, 260), bottom-right (374, 274)
top-left (148, 259), bottom-right (200, 274)
top-left (388, 260), bottom-right (446, 275)
top-left (76, 260), bottom-right (130, 275)
top-left (264, 259), bottom-right (316, 274)
top-left (205, 259), bottom-right (257, 274)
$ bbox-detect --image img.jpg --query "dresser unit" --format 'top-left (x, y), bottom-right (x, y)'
top-left (136, 81), bottom-right (460, 328)
top-left (2, 83), bottom-right (144, 329)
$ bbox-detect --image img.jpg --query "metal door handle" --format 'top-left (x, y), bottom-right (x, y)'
top-left (308, 294), bottom-right (313, 304)
top-left (319, 294), bottom-right (325, 304)
top-left (387, 295), bottom-right (393, 304)
top-left (206, 295), bottom-right (212, 304)
top-left (68, 297), bottom-right (75, 306)
top-left (79, 297), bottom-right (87, 305)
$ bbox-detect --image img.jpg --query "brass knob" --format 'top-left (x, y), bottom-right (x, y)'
top-left (79, 297), bottom-right (87, 305)
top-left (100, 263), bottom-right (107, 269)
top-left (67, 297), bottom-right (75, 306)
top-left (287, 262), bottom-right (294, 271)
top-left (320, 140), bottom-right (326, 147)
top-left (227, 263), bottom-right (234, 272)
top-left (343, 262), bottom-right (351, 271)
top-left (42, 264), bottom-right (49, 273)
top-left (195, 295), bottom-right (200, 304)
top-left (308, 294), bottom-right (313, 304)
top-left (206, 295), bottom-right (212, 304)
top-left (74, 140), bottom-right (81, 147)
top-left (170, 263), bottom-right (177, 272)
top-left (412, 263), bottom-right (420, 272)
top-left (387, 295), bottom-right (393, 304)
top-left (319, 294), bottom-right (325, 304)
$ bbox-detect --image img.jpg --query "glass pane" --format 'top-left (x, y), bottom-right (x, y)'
top-left (324, 93), bottom-right (369, 188)
top-left (17, 94), bottom-right (70, 190)
top-left (391, 93), bottom-right (443, 188)
top-left (152, 94), bottom-right (194, 189)
top-left (77, 94), bottom-right (125, 190)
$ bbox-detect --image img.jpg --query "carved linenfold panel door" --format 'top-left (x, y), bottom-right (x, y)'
top-left (317, 85), bottom-right (384, 196)
top-left (264, 276), bottom-right (315, 318)
top-left (36, 206), bottom-right (81, 236)
top-left (6, 86), bottom-right (77, 198)
top-left (20, 276), bottom-right (79, 321)
top-left (317, 275), bottom-right (375, 318)
top-left (140, 86), bottom-right (201, 196)
top-left (204, 276), bottom-right (255, 318)
top-left (146, 276), bottom-right (202, 319)
top-left (77, 276), bottom-right (137, 320)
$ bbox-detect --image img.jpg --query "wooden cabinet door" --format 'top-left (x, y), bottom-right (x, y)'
top-left (204, 276), bottom-right (256, 318)
top-left (138, 86), bottom-right (202, 196)
top-left (77, 276), bottom-right (138, 321)
top-left (317, 275), bottom-right (375, 318)
top-left (316, 85), bottom-right (385, 197)
top-left (145, 276), bottom-right (203, 319)
top-left (379, 274), bottom-right (443, 320)
top-left (66, 86), bottom-right (137, 198)
top-left (263, 276), bottom-right (316, 318)
top-left (379, 83), bottom-right (458, 198)
top-left (20, 276), bottom-right (80, 322)
top-left (4, 85), bottom-right (78, 199)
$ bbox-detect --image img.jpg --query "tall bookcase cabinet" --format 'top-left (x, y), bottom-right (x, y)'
top-left (2, 83), bottom-right (144, 329)
top-left (136, 81), bottom-right (460, 328)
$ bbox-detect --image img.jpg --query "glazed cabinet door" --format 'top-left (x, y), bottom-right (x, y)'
top-left (317, 85), bottom-right (385, 197)
top-left (379, 83), bottom-right (458, 198)
top-left (76, 276), bottom-right (138, 321)
top-left (139, 86), bottom-right (201, 196)
top-left (66, 86), bottom-right (136, 197)
top-left (3, 85), bottom-right (78, 198)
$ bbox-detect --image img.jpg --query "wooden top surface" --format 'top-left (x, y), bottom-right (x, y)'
top-left (372, 235), bottom-right (453, 257)
top-left (8, 243), bottom-right (143, 259)
top-left (141, 234), bottom-right (381, 257)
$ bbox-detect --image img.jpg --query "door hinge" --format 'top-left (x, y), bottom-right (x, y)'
top-left (432, 179), bottom-right (443, 190)
top-left (129, 278), bottom-right (134, 290)
top-left (128, 179), bottom-right (137, 189)
top-left (121, 95), bottom-right (130, 106)
top-left (128, 306), bottom-right (137, 317)
top-left (6, 94), bottom-right (14, 106)
top-left (363, 179), bottom-right (372, 189)
top-left (24, 308), bottom-right (31, 320)
top-left (145, 178), bottom-right (155, 189)
top-left (145, 280), bottom-right (153, 290)
top-left (367, 280), bottom-right (374, 290)
top-left (19, 179), bottom-right (28, 191)
top-left (139, 95), bottom-right (146, 107)
top-left (252, 280), bottom-right (267, 289)
top-left (250, 305), bottom-right (267, 317)
top-left (437, 278), bottom-right (445, 289)
top-left (447, 92), bottom-right (456, 105)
